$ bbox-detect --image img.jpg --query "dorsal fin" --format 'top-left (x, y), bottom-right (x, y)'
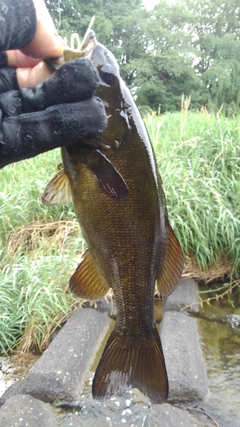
top-left (156, 225), bottom-right (184, 296)
top-left (70, 249), bottom-right (110, 300)
top-left (41, 168), bottom-right (72, 206)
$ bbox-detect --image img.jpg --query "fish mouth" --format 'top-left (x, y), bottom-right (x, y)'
top-left (44, 24), bottom-right (97, 72)
top-left (64, 28), bottom-right (97, 62)
top-left (44, 25), bottom-right (128, 147)
top-left (78, 28), bottom-right (96, 58)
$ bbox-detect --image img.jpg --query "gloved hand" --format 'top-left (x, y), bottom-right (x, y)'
top-left (0, 58), bottom-right (107, 169)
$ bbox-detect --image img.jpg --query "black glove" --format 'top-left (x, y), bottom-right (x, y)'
top-left (0, 58), bottom-right (107, 169)
top-left (0, 66), bottom-right (19, 93)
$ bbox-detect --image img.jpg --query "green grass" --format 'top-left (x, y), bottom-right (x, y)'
top-left (0, 150), bottom-right (83, 354)
top-left (146, 110), bottom-right (240, 271)
top-left (0, 150), bottom-right (76, 239)
top-left (0, 250), bottom-right (80, 354)
top-left (0, 110), bottom-right (239, 354)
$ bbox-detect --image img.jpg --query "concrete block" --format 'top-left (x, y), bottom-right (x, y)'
top-left (0, 394), bottom-right (57, 427)
top-left (1, 308), bottom-right (111, 405)
top-left (145, 403), bottom-right (194, 427)
top-left (164, 279), bottom-right (200, 313)
top-left (160, 311), bottom-right (208, 402)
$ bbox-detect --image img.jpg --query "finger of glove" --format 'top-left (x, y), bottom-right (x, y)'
top-left (0, 58), bottom-right (100, 118)
top-left (0, 97), bottom-right (107, 168)
top-left (0, 68), bottom-right (19, 94)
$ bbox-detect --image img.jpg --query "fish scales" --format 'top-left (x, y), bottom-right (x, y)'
top-left (42, 30), bottom-right (184, 403)
top-left (63, 116), bottom-right (163, 335)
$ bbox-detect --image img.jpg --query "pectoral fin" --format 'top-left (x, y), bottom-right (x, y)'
top-left (70, 249), bottom-right (110, 300)
top-left (41, 168), bottom-right (72, 206)
top-left (156, 225), bottom-right (184, 296)
top-left (83, 149), bottom-right (129, 200)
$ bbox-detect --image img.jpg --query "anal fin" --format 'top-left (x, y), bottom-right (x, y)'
top-left (70, 249), bottom-right (109, 300)
top-left (156, 225), bottom-right (184, 296)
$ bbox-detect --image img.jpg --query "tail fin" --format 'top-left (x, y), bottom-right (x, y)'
top-left (92, 326), bottom-right (168, 403)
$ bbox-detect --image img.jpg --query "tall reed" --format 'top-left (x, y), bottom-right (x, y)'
top-left (145, 109), bottom-right (240, 271)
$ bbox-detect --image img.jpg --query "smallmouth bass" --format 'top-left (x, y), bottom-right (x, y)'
top-left (42, 31), bottom-right (184, 403)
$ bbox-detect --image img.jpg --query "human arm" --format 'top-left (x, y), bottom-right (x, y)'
top-left (0, 58), bottom-right (107, 169)
top-left (0, 0), bottom-right (107, 169)
top-left (0, 0), bottom-right (63, 90)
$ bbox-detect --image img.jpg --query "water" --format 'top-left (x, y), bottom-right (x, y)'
top-left (1, 290), bottom-right (239, 426)
top-left (0, 358), bottom-right (13, 397)
top-left (196, 291), bottom-right (240, 427)
top-left (57, 382), bottom-right (150, 427)
top-left (56, 291), bottom-right (240, 426)
top-left (56, 314), bottom-right (157, 427)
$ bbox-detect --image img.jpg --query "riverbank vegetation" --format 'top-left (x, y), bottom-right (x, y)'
top-left (148, 102), bottom-right (240, 275)
top-left (47, 0), bottom-right (240, 116)
top-left (0, 109), bottom-right (239, 355)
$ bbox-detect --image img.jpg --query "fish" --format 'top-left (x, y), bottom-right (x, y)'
top-left (42, 30), bottom-right (184, 403)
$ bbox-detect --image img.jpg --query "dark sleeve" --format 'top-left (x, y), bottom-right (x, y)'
top-left (0, 0), bottom-right (37, 51)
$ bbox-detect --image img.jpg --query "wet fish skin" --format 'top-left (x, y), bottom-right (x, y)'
top-left (42, 33), bottom-right (184, 403)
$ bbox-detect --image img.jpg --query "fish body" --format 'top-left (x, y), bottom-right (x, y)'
top-left (43, 32), bottom-right (184, 403)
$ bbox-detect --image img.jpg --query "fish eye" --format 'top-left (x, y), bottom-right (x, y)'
top-left (99, 64), bottom-right (117, 86)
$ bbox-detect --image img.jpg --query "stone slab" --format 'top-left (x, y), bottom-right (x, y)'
top-left (164, 279), bottom-right (200, 313)
top-left (0, 308), bottom-right (111, 405)
top-left (144, 403), bottom-right (213, 427)
top-left (85, 296), bottom-right (117, 319)
top-left (0, 394), bottom-right (57, 427)
top-left (160, 311), bottom-right (208, 402)
top-left (145, 403), bottom-right (195, 427)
